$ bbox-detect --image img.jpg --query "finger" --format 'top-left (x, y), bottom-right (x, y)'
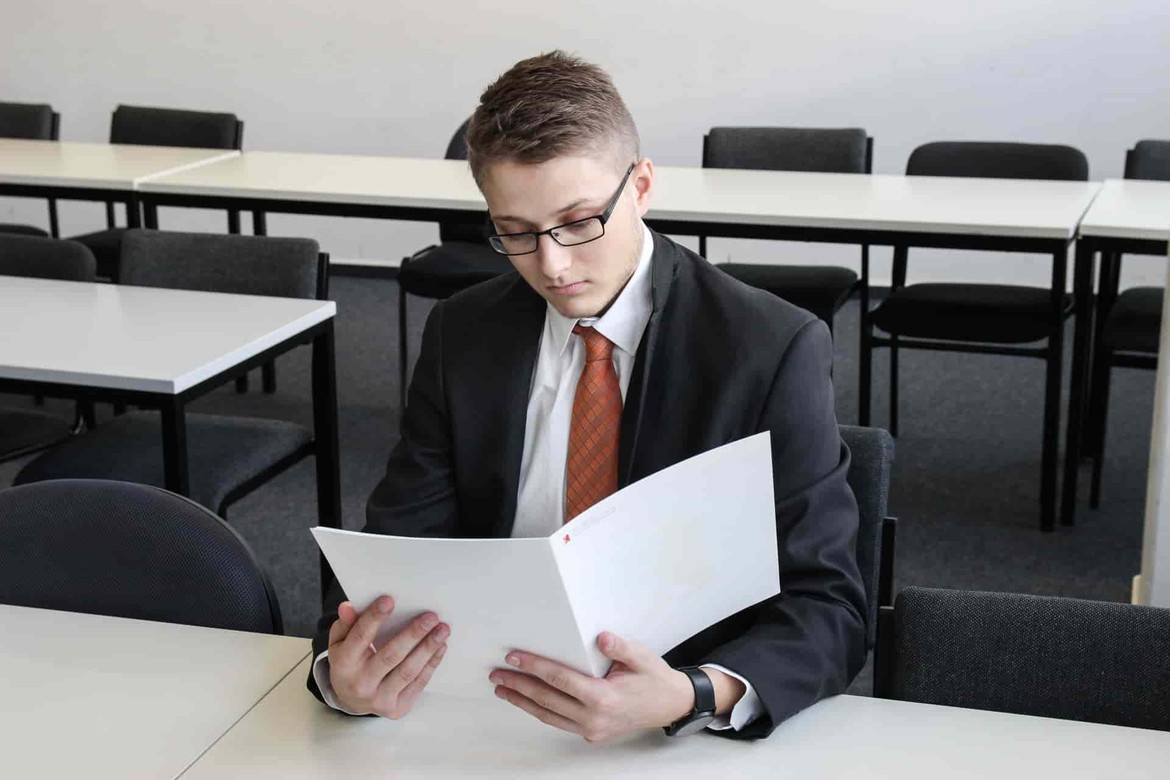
top-left (503, 651), bottom-right (598, 706)
top-left (597, 632), bottom-right (653, 671)
top-left (377, 622), bottom-right (449, 697)
top-left (495, 685), bottom-right (583, 737)
top-left (491, 669), bottom-right (588, 722)
top-left (333, 596), bottom-right (394, 667)
top-left (369, 611), bottom-right (441, 675)
top-left (327, 601), bottom-right (358, 646)
top-left (384, 641), bottom-right (448, 717)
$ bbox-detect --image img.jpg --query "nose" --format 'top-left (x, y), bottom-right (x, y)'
top-left (536, 234), bottom-right (572, 280)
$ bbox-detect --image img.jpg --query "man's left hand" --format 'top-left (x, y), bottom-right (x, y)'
top-left (489, 631), bottom-right (718, 743)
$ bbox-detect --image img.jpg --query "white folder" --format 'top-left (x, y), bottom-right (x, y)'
top-left (311, 431), bottom-right (780, 699)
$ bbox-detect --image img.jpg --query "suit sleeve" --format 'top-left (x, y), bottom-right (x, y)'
top-left (699, 317), bottom-right (867, 739)
top-left (307, 299), bottom-right (461, 705)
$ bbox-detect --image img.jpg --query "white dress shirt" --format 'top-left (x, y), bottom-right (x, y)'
top-left (315, 223), bottom-right (762, 731)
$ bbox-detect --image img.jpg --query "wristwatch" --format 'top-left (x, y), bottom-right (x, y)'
top-left (663, 666), bottom-right (717, 736)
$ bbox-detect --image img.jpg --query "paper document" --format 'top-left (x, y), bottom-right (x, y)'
top-left (311, 431), bottom-right (779, 699)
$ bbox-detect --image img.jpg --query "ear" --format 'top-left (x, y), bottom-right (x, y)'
top-left (632, 158), bottom-right (655, 217)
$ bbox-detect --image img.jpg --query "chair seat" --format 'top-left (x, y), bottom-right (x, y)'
top-left (0, 223), bottom-right (50, 238)
top-left (14, 411), bottom-right (313, 513)
top-left (871, 283), bottom-right (1073, 344)
top-left (0, 408), bottom-right (72, 462)
top-left (720, 263), bottom-right (858, 319)
top-left (399, 241), bottom-right (514, 300)
top-left (69, 228), bottom-right (126, 280)
top-left (1105, 287), bottom-right (1162, 354)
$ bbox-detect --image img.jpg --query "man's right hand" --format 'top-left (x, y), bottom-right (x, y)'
top-left (326, 595), bottom-right (450, 718)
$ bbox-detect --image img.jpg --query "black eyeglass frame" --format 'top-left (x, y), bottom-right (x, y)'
top-left (486, 162), bottom-right (638, 256)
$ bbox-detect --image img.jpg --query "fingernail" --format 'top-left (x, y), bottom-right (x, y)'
top-left (377, 598), bottom-right (392, 614)
top-left (434, 624), bottom-right (449, 640)
top-left (422, 614), bottom-right (439, 630)
top-left (506, 653), bottom-right (520, 667)
top-left (495, 687), bottom-right (507, 699)
top-left (489, 673), bottom-right (501, 684)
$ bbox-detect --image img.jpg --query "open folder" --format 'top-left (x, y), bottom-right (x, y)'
top-left (311, 431), bottom-right (779, 699)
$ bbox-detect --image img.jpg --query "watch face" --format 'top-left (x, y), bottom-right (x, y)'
top-left (672, 713), bottom-right (717, 737)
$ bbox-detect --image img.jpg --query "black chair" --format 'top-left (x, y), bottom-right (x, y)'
top-left (0, 479), bottom-right (281, 633)
top-left (866, 142), bottom-right (1089, 531)
top-left (0, 234), bottom-right (96, 461)
top-left (398, 118), bottom-right (514, 405)
top-left (0, 101), bottom-right (61, 238)
top-left (701, 127), bottom-right (873, 340)
top-left (68, 105), bottom-right (245, 283)
top-left (839, 424), bottom-right (897, 652)
top-left (1085, 140), bottom-right (1170, 508)
top-left (874, 586), bottom-right (1170, 732)
top-left (14, 230), bottom-right (327, 519)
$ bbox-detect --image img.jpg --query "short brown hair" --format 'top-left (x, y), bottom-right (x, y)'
top-left (466, 51), bottom-right (640, 186)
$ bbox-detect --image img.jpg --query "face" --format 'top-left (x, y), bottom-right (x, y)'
top-left (480, 153), bottom-right (654, 319)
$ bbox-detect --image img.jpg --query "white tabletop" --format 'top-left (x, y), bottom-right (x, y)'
top-left (0, 276), bottom-right (335, 393)
top-left (652, 167), bottom-right (1100, 240)
top-left (0, 139), bottom-right (240, 191)
top-left (0, 605), bottom-right (309, 780)
top-left (140, 151), bottom-right (1101, 241)
top-left (1078, 178), bottom-right (1170, 242)
top-left (138, 150), bottom-right (486, 209)
top-left (179, 656), bottom-right (1170, 779)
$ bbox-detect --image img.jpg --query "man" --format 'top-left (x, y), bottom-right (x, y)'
top-left (308, 51), bottom-right (866, 741)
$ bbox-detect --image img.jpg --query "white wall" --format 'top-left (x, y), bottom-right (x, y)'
top-left (3, 0), bottom-right (1169, 287)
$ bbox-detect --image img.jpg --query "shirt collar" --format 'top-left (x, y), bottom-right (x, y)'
top-left (546, 222), bottom-right (654, 358)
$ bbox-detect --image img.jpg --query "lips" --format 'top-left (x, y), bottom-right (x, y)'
top-left (549, 281), bottom-right (587, 296)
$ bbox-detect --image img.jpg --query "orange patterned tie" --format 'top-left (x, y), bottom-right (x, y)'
top-left (564, 324), bottom-right (622, 522)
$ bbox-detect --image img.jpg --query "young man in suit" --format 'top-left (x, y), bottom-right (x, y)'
top-left (309, 51), bottom-right (866, 741)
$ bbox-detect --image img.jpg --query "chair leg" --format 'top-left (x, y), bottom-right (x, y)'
top-left (1088, 351), bottom-right (1114, 509)
top-left (889, 336), bottom-right (899, 437)
top-left (1041, 339), bottom-right (1062, 531)
top-left (262, 362), bottom-right (277, 394)
top-left (399, 283), bottom-right (409, 411)
top-left (859, 259), bottom-right (872, 427)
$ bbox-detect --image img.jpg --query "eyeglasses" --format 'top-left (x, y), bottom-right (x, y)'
top-left (487, 163), bottom-right (637, 256)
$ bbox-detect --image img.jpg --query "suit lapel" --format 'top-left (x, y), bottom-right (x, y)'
top-left (488, 279), bottom-right (545, 536)
top-left (618, 230), bottom-right (679, 486)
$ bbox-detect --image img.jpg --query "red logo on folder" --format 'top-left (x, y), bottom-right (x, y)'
top-left (563, 534), bottom-right (571, 545)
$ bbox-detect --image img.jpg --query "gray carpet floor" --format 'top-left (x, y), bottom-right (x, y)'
top-left (0, 276), bottom-right (1154, 695)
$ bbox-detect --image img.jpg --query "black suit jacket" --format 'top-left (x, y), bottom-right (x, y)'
top-left (309, 229), bottom-right (867, 739)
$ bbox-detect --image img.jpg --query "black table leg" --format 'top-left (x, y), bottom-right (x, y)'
top-left (1061, 241), bottom-right (1097, 526)
top-left (161, 398), bottom-right (190, 497)
top-left (143, 199), bottom-right (159, 230)
top-left (312, 323), bottom-right (342, 600)
top-left (127, 194), bottom-right (142, 229)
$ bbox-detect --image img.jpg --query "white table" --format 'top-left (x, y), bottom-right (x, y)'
top-left (0, 139), bottom-right (240, 234)
top-left (0, 276), bottom-right (338, 507)
top-left (178, 656), bottom-right (1170, 779)
top-left (1076, 179), bottom-right (1170, 606)
top-left (139, 152), bottom-right (1100, 530)
top-left (0, 605), bottom-right (310, 780)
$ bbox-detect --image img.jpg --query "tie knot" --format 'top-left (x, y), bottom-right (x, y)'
top-left (573, 324), bottom-right (615, 363)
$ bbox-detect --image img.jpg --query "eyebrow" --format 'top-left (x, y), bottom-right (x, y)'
top-left (492, 196), bottom-right (601, 228)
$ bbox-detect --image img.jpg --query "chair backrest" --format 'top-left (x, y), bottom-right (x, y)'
top-left (439, 117), bottom-right (489, 246)
top-left (0, 234), bottom-right (96, 281)
top-left (703, 127), bottom-right (871, 174)
top-left (906, 141), bottom-right (1088, 181)
top-left (892, 141), bottom-right (1089, 288)
top-left (119, 229), bottom-right (324, 299)
top-left (0, 101), bottom-right (58, 140)
top-left (109, 104), bottom-right (243, 150)
top-left (882, 586), bottom-right (1170, 731)
top-left (1126, 140), bottom-right (1170, 181)
top-left (0, 479), bottom-right (282, 633)
top-left (840, 425), bottom-right (895, 648)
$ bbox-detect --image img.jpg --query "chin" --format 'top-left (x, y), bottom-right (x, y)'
top-left (551, 296), bottom-right (605, 319)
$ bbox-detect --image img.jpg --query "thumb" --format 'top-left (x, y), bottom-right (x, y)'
top-left (597, 631), bottom-right (652, 670)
